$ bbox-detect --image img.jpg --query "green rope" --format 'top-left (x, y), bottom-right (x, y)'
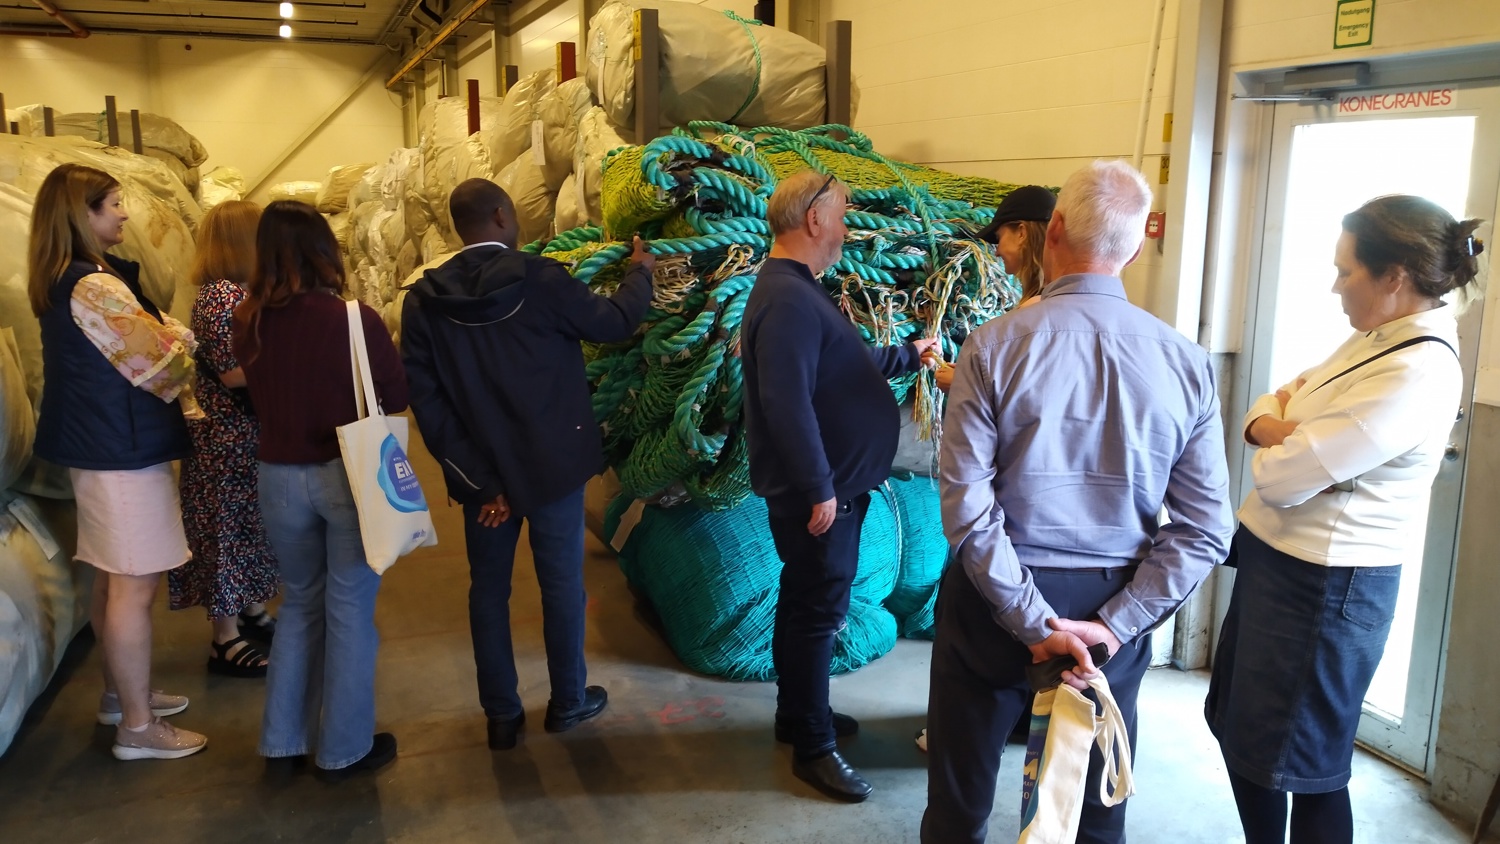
top-left (722, 11), bottom-right (765, 126)
top-left (539, 125), bottom-right (1031, 510)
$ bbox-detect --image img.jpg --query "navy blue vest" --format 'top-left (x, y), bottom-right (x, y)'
top-left (33, 256), bottom-right (192, 470)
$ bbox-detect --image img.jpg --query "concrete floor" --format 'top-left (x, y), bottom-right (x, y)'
top-left (0, 437), bottom-right (1487, 843)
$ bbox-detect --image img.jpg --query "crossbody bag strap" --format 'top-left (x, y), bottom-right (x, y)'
top-left (345, 300), bottom-right (381, 419)
top-left (1308, 335), bottom-right (1456, 395)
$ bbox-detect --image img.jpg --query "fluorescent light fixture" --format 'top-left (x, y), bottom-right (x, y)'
top-left (279, 2), bottom-right (293, 17)
top-left (279, 23), bottom-right (291, 37)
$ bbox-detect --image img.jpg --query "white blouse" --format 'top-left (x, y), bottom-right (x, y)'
top-left (1238, 306), bottom-right (1462, 567)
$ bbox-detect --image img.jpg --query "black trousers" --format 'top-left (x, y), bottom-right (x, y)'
top-left (922, 564), bottom-right (1151, 844)
top-left (766, 493), bottom-right (870, 757)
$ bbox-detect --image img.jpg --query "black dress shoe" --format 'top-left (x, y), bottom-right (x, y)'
top-left (488, 712), bottom-right (525, 750)
top-left (316, 732), bottom-right (397, 783)
top-left (775, 711), bottom-right (860, 745)
top-left (792, 749), bottom-right (872, 803)
top-left (544, 686), bottom-right (608, 733)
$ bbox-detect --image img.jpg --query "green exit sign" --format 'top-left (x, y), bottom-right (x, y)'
top-left (1335, 0), bottom-right (1375, 49)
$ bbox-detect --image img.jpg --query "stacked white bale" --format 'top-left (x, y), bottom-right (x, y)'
top-left (554, 173), bottom-right (585, 233)
top-left (27, 108), bottom-right (212, 198)
top-left (316, 163), bottom-right (376, 214)
top-left (495, 154), bottom-right (555, 246)
top-left (484, 69), bottom-right (557, 173)
top-left (419, 96), bottom-right (504, 246)
top-left (574, 106), bottom-right (633, 228)
top-left (198, 166), bottom-right (246, 212)
top-left (268, 180), bottom-right (322, 204)
top-left (536, 78), bottom-right (595, 193)
top-left (585, 0), bottom-right (858, 131)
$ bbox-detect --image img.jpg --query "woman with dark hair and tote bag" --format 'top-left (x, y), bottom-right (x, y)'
top-left (234, 200), bottom-right (408, 781)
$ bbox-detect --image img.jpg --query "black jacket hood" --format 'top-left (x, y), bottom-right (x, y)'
top-left (408, 245), bottom-right (527, 321)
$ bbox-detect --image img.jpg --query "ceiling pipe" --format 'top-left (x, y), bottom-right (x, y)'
top-left (29, 0), bottom-right (90, 38)
top-left (0, 25), bottom-right (78, 37)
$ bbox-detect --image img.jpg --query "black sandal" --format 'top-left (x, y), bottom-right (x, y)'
top-left (239, 607), bottom-right (277, 643)
top-left (208, 636), bottom-right (270, 678)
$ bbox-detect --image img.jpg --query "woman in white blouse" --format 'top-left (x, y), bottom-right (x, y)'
top-left (1206, 195), bottom-right (1484, 844)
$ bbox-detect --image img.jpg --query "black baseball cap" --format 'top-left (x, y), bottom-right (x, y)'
top-left (976, 185), bottom-right (1058, 244)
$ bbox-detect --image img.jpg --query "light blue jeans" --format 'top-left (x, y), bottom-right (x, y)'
top-left (256, 459), bottom-right (382, 770)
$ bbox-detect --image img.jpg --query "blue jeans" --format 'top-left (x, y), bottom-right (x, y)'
top-left (462, 485), bottom-right (588, 720)
top-left (256, 459), bottom-right (383, 770)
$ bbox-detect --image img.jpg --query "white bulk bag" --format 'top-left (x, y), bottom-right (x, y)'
top-left (585, 0), bottom-right (858, 131)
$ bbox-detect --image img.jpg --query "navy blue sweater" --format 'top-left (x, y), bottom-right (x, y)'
top-left (740, 257), bottom-right (922, 515)
top-left (401, 245), bottom-right (652, 515)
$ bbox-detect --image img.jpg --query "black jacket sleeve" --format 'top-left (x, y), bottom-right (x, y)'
top-left (547, 259), bottom-right (654, 343)
top-left (399, 294), bottom-right (506, 502)
top-left (868, 342), bottom-right (922, 379)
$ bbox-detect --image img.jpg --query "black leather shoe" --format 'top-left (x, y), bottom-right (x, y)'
top-left (488, 712), bottom-right (525, 750)
top-left (792, 749), bottom-right (872, 803)
top-left (544, 686), bottom-right (608, 733)
top-left (316, 732), bottom-right (397, 783)
top-left (775, 711), bottom-right (860, 745)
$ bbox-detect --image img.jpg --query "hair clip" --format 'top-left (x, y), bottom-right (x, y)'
top-left (1468, 236), bottom-right (1485, 257)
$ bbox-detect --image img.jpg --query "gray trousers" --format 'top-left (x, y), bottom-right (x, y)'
top-left (921, 564), bottom-right (1151, 844)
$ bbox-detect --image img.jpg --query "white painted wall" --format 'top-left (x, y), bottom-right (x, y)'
top-left (0, 35), bottom-right (403, 204)
top-left (821, 0), bottom-right (1181, 304)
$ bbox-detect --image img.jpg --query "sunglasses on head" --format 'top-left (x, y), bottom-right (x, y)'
top-left (804, 174), bottom-right (837, 217)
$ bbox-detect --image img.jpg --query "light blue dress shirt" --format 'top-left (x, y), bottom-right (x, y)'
top-left (939, 273), bottom-right (1234, 646)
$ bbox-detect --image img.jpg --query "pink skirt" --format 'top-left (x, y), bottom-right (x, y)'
top-left (71, 464), bottom-right (191, 576)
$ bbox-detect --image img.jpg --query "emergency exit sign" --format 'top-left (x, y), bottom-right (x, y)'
top-left (1334, 0), bottom-right (1375, 49)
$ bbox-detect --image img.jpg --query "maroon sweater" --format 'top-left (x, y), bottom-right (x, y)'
top-left (234, 292), bottom-right (409, 465)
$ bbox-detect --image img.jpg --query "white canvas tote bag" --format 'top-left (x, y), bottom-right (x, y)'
top-left (1018, 673), bottom-right (1135, 843)
top-left (336, 300), bottom-right (437, 574)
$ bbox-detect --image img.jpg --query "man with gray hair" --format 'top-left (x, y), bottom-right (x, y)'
top-left (922, 160), bottom-right (1233, 843)
top-left (742, 170), bottom-right (938, 802)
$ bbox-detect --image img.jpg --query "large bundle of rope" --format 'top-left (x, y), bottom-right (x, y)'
top-left (606, 474), bottom-right (945, 680)
top-left (530, 123), bottom-right (1022, 511)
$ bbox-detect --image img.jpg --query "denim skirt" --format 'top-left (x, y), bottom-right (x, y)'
top-left (1205, 525), bottom-right (1401, 793)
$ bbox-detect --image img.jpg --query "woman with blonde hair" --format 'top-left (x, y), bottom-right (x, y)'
top-left (235, 200), bottom-right (407, 780)
top-left (170, 200), bottom-right (279, 677)
top-left (29, 162), bottom-right (207, 760)
top-left (935, 186), bottom-right (1057, 392)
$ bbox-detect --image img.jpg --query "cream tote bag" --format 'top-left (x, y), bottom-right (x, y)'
top-left (1018, 673), bottom-right (1136, 844)
top-left (336, 300), bottom-right (437, 574)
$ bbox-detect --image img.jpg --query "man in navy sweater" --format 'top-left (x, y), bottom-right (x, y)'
top-left (742, 171), bottom-right (938, 802)
top-left (401, 179), bottom-right (655, 751)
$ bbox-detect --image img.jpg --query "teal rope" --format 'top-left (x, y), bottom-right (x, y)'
top-left (722, 11), bottom-right (764, 125)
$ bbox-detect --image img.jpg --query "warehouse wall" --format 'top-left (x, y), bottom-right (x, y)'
top-left (820, 0), bottom-right (1181, 305)
top-left (0, 35), bottom-right (403, 204)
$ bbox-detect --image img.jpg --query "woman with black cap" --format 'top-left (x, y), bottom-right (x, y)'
top-left (935, 184), bottom-right (1058, 392)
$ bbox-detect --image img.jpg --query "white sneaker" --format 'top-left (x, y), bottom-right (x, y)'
top-left (112, 717), bottom-right (207, 761)
top-left (97, 690), bottom-right (189, 725)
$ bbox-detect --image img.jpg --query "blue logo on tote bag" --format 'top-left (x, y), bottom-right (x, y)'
top-left (378, 434), bottom-right (428, 513)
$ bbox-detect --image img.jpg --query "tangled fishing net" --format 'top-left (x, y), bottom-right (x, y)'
top-left (528, 122), bottom-right (1026, 512)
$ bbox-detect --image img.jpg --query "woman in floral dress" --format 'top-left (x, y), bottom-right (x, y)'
top-left (171, 200), bottom-right (279, 676)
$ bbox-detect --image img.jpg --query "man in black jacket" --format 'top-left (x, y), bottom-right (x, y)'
top-left (742, 171), bottom-right (938, 802)
top-left (401, 178), bottom-right (655, 750)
